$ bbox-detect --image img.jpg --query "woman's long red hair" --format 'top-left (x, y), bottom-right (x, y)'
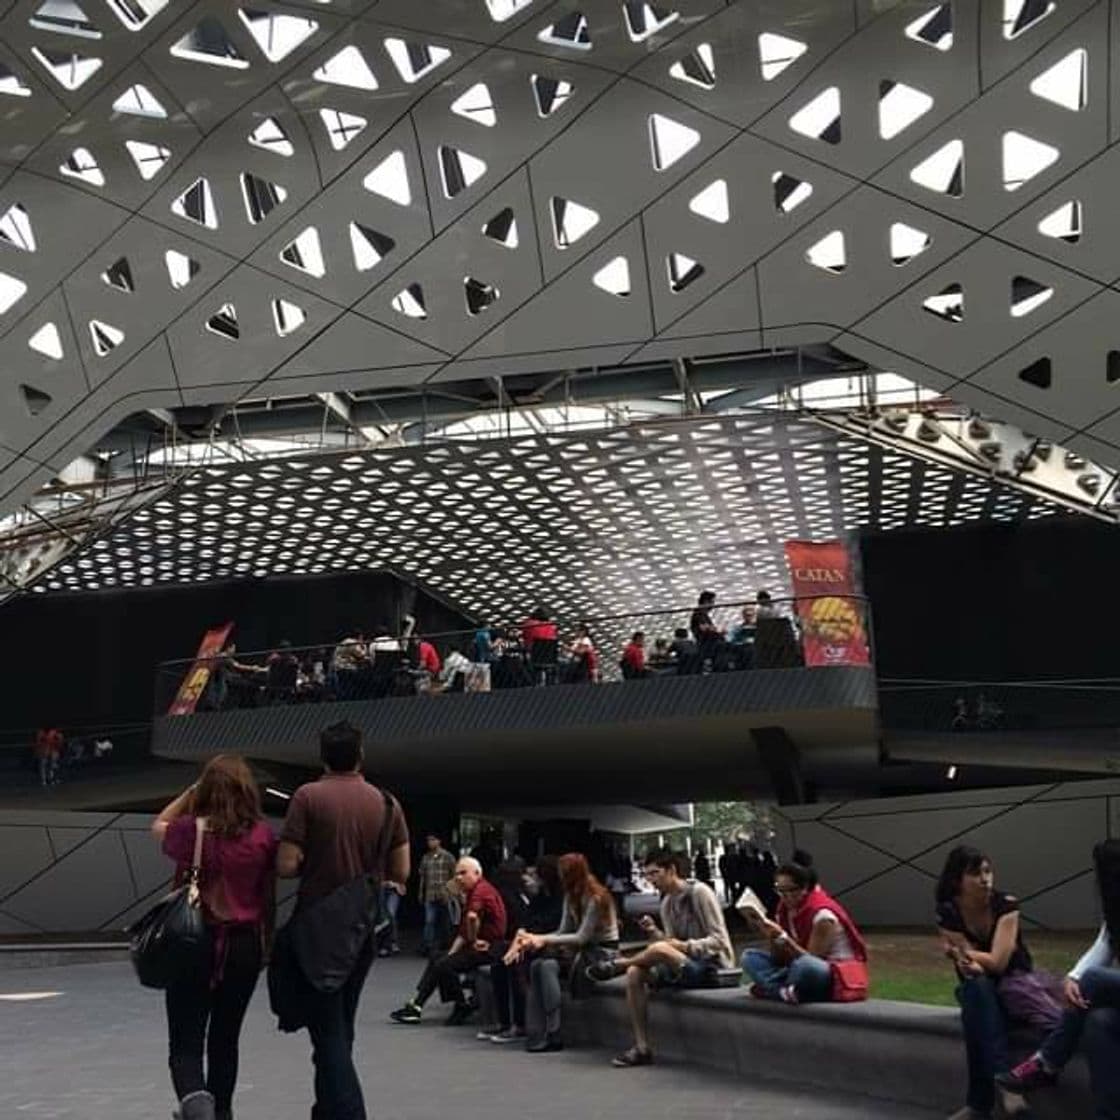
top-left (558, 853), bottom-right (616, 927)
top-left (192, 754), bottom-right (262, 838)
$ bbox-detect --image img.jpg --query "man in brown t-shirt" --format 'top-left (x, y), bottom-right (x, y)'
top-left (278, 721), bottom-right (409, 1120)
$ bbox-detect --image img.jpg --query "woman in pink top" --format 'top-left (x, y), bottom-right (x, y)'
top-left (153, 755), bottom-right (277, 1120)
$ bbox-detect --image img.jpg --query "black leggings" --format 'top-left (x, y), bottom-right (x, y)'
top-left (165, 925), bottom-right (262, 1113)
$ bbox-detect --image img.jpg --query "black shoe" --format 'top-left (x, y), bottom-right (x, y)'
top-left (526, 1034), bottom-right (564, 1053)
top-left (389, 1003), bottom-right (422, 1024)
top-left (444, 1002), bottom-right (474, 1026)
top-left (612, 1046), bottom-right (653, 1068)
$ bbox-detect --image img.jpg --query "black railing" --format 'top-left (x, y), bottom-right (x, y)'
top-left (878, 679), bottom-right (1120, 733)
top-left (153, 595), bottom-right (874, 717)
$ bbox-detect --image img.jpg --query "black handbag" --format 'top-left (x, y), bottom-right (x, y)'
top-left (128, 817), bottom-right (211, 989)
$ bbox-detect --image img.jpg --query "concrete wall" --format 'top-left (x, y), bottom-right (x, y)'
top-left (0, 810), bottom-right (292, 936)
top-left (773, 778), bottom-right (1120, 930)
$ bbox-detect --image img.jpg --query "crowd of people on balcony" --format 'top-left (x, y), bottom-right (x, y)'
top-left (191, 589), bottom-right (814, 712)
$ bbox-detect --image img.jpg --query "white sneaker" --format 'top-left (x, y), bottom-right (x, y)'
top-left (997, 1086), bottom-right (1030, 1117)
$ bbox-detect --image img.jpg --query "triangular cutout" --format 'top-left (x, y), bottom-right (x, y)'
top-left (451, 82), bottom-right (496, 127)
top-left (30, 1), bottom-right (99, 39)
top-left (391, 283), bottom-right (427, 320)
top-left (271, 297), bottom-right (306, 337)
top-left (649, 113), bottom-right (701, 171)
top-left (923, 283), bottom-right (964, 322)
top-left (464, 276), bottom-right (500, 315)
top-left (101, 256), bottom-right (133, 292)
top-left (0, 63), bottom-right (32, 98)
top-left (538, 11), bottom-right (591, 50)
top-left (758, 31), bottom-right (807, 81)
top-left (1107, 350), bottom-right (1120, 384)
top-left (349, 224), bottom-right (395, 272)
top-left (20, 383), bottom-right (51, 416)
top-left (1038, 199), bottom-right (1082, 243)
top-left (667, 252), bottom-right (704, 292)
top-left (125, 140), bottom-right (171, 181)
top-left (1002, 130), bottom-right (1059, 191)
top-left (624, 2), bottom-right (679, 42)
top-left (669, 43), bottom-right (715, 90)
top-left (171, 177), bottom-right (218, 228)
top-left (112, 83), bottom-right (166, 119)
top-left (485, 0), bottom-right (533, 21)
top-left (28, 322), bottom-right (63, 361)
top-left (789, 87), bottom-right (841, 145)
top-left (363, 150), bottom-right (410, 206)
top-left (238, 9), bottom-right (318, 63)
top-left (1019, 355), bottom-right (1052, 388)
top-left (1010, 275), bottom-right (1053, 318)
top-left (592, 256), bottom-right (631, 297)
top-left (0, 271), bottom-right (27, 315)
top-left (313, 44), bottom-right (378, 90)
top-left (59, 147), bottom-right (104, 187)
top-left (438, 146), bottom-right (487, 198)
top-left (249, 117), bottom-right (294, 157)
top-left (89, 319), bottom-right (124, 356)
top-left (531, 73), bottom-right (574, 116)
top-left (905, 4), bottom-right (953, 51)
top-left (319, 108), bottom-right (367, 151)
top-left (165, 249), bottom-right (199, 290)
top-left (170, 18), bottom-right (249, 70)
top-left (689, 179), bottom-right (729, 224)
top-left (482, 208), bottom-right (518, 249)
top-left (384, 37), bottom-right (451, 84)
top-left (0, 204), bottom-right (35, 252)
top-left (240, 172), bottom-right (287, 224)
top-left (32, 46), bottom-right (102, 90)
top-left (206, 302), bottom-right (239, 340)
top-left (910, 138), bottom-right (964, 196)
top-left (889, 222), bottom-right (931, 266)
top-left (805, 230), bottom-right (846, 274)
top-left (1004, 0), bottom-right (1056, 40)
top-left (878, 80), bottom-right (934, 140)
top-left (280, 227), bottom-right (325, 278)
top-left (550, 196), bottom-right (599, 248)
top-left (772, 171), bottom-right (813, 213)
top-left (1030, 49), bottom-right (1087, 112)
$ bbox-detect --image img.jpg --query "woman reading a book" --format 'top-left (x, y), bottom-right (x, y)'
top-left (741, 857), bottom-right (868, 1004)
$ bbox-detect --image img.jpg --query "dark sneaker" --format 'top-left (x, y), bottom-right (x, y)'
top-left (526, 1034), bottom-right (564, 1053)
top-left (611, 1046), bottom-right (653, 1068)
top-left (490, 1027), bottom-right (526, 1044)
top-left (444, 1002), bottom-right (474, 1026)
top-left (389, 1003), bottom-right (421, 1024)
top-left (585, 960), bottom-right (618, 983)
top-left (996, 1055), bottom-right (1058, 1092)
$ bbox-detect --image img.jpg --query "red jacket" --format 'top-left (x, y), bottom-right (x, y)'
top-left (778, 884), bottom-right (868, 1001)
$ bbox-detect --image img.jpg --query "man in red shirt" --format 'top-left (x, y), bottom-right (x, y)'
top-left (390, 856), bottom-right (506, 1026)
top-left (621, 631), bottom-right (650, 678)
top-left (416, 637), bottom-right (441, 675)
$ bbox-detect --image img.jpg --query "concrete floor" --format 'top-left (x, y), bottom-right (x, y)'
top-left (0, 957), bottom-right (941, 1120)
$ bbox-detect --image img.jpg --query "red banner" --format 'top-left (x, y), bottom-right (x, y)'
top-left (783, 541), bottom-right (869, 667)
top-left (168, 622), bottom-right (235, 716)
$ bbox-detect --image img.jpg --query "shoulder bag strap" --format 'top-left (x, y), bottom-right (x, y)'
top-left (187, 816), bottom-right (206, 904)
top-left (374, 791), bottom-right (397, 880)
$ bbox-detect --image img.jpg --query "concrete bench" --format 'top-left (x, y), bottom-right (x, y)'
top-left (564, 980), bottom-right (1092, 1117)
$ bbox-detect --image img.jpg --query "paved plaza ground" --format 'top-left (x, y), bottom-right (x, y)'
top-left (0, 957), bottom-right (944, 1120)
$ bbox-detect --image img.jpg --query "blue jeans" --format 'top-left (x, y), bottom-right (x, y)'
top-left (422, 900), bottom-right (447, 952)
top-left (1086, 1007), bottom-right (1120, 1120)
top-left (378, 887), bottom-right (400, 951)
top-left (957, 976), bottom-right (1009, 1114)
top-left (742, 948), bottom-right (833, 1002)
top-left (306, 937), bottom-right (375, 1120)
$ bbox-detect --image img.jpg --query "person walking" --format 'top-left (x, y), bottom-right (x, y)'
top-left (276, 722), bottom-right (410, 1120)
top-left (417, 833), bottom-right (456, 955)
top-left (152, 756), bottom-right (278, 1120)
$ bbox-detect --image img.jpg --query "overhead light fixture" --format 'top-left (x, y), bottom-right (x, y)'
top-left (946, 765), bottom-right (958, 780)
top-left (967, 418), bottom-right (991, 440)
top-left (265, 786), bottom-right (291, 800)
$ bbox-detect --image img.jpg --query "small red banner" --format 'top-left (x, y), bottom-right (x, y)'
top-left (168, 622), bottom-right (235, 716)
top-left (783, 541), bottom-right (869, 668)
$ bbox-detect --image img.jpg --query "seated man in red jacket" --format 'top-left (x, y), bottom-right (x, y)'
top-left (390, 857), bottom-right (506, 1026)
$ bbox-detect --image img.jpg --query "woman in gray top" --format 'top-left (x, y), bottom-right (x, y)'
top-left (504, 852), bottom-right (619, 1052)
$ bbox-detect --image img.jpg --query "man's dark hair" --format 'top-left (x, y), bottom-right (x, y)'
top-left (698, 590), bottom-right (716, 605)
top-left (643, 848), bottom-right (685, 876)
top-left (757, 590), bottom-right (772, 604)
top-left (631, 630), bottom-right (644, 642)
top-left (320, 721), bottom-right (362, 772)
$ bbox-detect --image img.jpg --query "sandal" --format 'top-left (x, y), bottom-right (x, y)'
top-left (612, 1046), bottom-right (653, 1068)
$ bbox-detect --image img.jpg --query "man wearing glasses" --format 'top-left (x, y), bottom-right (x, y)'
top-left (585, 849), bottom-right (734, 1068)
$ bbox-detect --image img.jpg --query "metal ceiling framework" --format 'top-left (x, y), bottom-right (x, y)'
top-left (1, 0), bottom-right (1120, 534)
